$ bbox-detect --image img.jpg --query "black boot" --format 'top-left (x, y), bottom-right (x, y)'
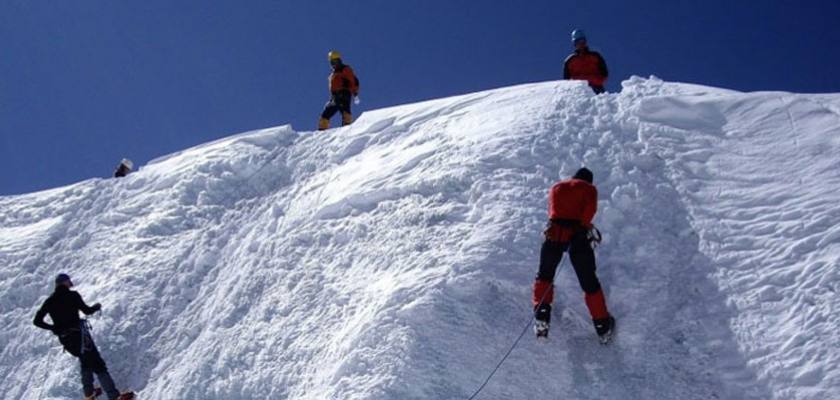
top-left (534, 303), bottom-right (552, 337)
top-left (593, 315), bottom-right (615, 344)
top-left (535, 303), bottom-right (551, 323)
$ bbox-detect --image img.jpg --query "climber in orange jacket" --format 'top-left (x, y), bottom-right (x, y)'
top-left (532, 168), bottom-right (615, 342)
top-left (318, 50), bottom-right (360, 130)
top-left (564, 29), bottom-right (609, 94)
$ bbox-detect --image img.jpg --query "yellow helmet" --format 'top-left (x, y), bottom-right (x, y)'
top-left (328, 50), bottom-right (342, 62)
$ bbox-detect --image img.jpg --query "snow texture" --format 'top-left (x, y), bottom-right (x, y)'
top-left (1, 77), bottom-right (838, 399)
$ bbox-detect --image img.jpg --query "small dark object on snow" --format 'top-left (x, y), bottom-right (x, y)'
top-left (114, 159), bottom-right (133, 178)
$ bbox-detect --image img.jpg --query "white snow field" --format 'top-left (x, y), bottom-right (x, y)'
top-left (1, 77), bottom-right (838, 399)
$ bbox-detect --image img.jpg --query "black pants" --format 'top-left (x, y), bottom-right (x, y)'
top-left (536, 231), bottom-right (601, 294)
top-left (321, 90), bottom-right (352, 120)
top-left (59, 329), bottom-right (107, 370)
top-left (58, 328), bottom-right (119, 398)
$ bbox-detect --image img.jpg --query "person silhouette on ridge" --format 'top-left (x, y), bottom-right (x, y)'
top-left (564, 29), bottom-right (609, 94)
top-left (318, 50), bottom-right (360, 130)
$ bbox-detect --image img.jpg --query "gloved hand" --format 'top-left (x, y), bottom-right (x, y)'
top-left (543, 221), bottom-right (564, 242)
top-left (353, 95), bottom-right (360, 105)
top-left (92, 303), bottom-right (102, 313)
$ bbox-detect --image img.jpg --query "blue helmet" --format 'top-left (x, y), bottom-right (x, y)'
top-left (571, 29), bottom-right (587, 43)
top-left (55, 273), bottom-right (73, 287)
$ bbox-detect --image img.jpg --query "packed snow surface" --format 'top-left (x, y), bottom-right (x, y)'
top-left (1, 77), bottom-right (838, 399)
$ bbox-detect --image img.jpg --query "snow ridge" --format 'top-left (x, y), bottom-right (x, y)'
top-left (1, 77), bottom-right (838, 399)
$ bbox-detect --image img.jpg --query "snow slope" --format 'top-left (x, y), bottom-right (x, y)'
top-left (1, 77), bottom-right (838, 399)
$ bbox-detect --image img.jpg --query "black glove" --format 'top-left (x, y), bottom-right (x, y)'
top-left (543, 222), bottom-right (562, 242)
top-left (92, 303), bottom-right (102, 313)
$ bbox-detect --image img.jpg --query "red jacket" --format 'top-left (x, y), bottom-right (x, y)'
top-left (329, 64), bottom-right (359, 95)
top-left (564, 47), bottom-right (608, 88)
top-left (548, 178), bottom-right (597, 229)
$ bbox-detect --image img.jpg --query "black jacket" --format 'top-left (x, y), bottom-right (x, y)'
top-left (33, 286), bottom-right (100, 333)
top-left (114, 164), bottom-right (130, 178)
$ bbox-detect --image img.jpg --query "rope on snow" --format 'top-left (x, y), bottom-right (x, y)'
top-left (465, 283), bottom-right (555, 400)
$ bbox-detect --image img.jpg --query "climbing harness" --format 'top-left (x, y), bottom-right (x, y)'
top-left (80, 319), bottom-right (94, 355)
top-left (588, 226), bottom-right (602, 249)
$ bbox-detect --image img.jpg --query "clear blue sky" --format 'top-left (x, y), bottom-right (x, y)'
top-left (2, 1), bottom-right (839, 195)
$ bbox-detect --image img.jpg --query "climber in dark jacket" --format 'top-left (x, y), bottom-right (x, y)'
top-left (113, 159), bottom-right (133, 178)
top-left (33, 274), bottom-right (129, 400)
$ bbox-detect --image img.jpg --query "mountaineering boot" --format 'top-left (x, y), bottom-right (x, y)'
top-left (534, 303), bottom-right (552, 338)
top-left (341, 111), bottom-right (353, 126)
top-left (594, 315), bottom-right (615, 344)
top-left (318, 118), bottom-right (330, 131)
top-left (83, 387), bottom-right (102, 400)
top-left (584, 289), bottom-right (609, 321)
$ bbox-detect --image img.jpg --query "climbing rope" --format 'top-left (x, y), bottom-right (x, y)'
top-left (80, 319), bottom-right (93, 355)
top-left (465, 283), bottom-right (555, 400)
top-left (241, 145), bottom-right (286, 188)
top-left (228, 144), bottom-right (286, 198)
top-left (465, 313), bottom-right (535, 400)
top-left (200, 141), bottom-right (287, 209)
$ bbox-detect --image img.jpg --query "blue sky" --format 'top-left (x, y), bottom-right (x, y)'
top-left (2, 1), bottom-right (839, 195)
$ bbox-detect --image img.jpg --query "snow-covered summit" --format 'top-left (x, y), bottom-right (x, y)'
top-left (1, 77), bottom-right (838, 399)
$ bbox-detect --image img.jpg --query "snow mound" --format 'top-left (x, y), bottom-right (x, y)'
top-left (1, 77), bottom-right (838, 399)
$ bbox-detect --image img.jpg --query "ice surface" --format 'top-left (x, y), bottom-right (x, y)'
top-left (1, 77), bottom-right (838, 399)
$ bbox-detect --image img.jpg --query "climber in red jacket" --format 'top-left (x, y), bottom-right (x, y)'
top-left (564, 29), bottom-right (609, 94)
top-left (318, 50), bottom-right (360, 130)
top-left (532, 168), bottom-right (615, 342)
